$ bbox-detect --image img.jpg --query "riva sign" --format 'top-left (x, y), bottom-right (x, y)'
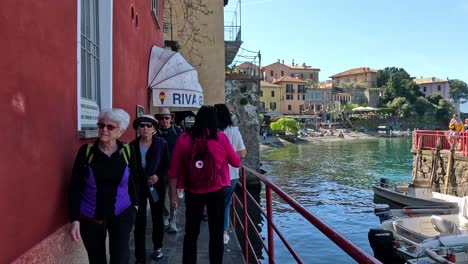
top-left (152, 89), bottom-right (204, 108)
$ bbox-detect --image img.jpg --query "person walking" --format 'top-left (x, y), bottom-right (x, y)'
top-left (69, 108), bottom-right (138, 264)
top-left (214, 104), bottom-right (246, 245)
top-left (131, 115), bottom-right (170, 263)
top-left (154, 107), bottom-right (181, 233)
top-left (169, 105), bottom-right (241, 264)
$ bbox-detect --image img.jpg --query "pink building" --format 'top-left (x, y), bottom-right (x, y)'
top-left (262, 59), bottom-right (320, 83)
top-left (414, 77), bottom-right (450, 99)
top-left (273, 76), bottom-right (307, 114)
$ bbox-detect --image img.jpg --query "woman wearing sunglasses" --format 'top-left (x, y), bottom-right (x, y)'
top-left (130, 115), bottom-right (170, 263)
top-left (69, 108), bottom-right (139, 264)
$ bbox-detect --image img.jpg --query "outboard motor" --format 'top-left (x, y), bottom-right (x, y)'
top-left (380, 177), bottom-right (390, 188)
top-left (368, 229), bottom-right (403, 263)
top-left (374, 204), bottom-right (392, 223)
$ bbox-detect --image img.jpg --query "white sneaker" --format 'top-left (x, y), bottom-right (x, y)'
top-left (163, 216), bottom-right (169, 226)
top-left (167, 221), bottom-right (178, 233)
top-left (224, 233), bottom-right (230, 244)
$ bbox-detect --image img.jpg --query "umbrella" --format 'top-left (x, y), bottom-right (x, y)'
top-left (148, 45), bottom-right (203, 110)
top-left (352, 106), bottom-right (377, 112)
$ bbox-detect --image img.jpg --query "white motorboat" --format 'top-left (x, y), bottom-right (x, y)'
top-left (373, 178), bottom-right (458, 209)
top-left (369, 197), bottom-right (468, 263)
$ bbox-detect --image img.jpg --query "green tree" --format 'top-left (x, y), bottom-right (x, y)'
top-left (304, 79), bottom-right (318, 88)
top-left (387, 97), bottom-right (413, 117)
top-left (428, 93), bottom-right (443, 105)
top-left (449, 79), bottom-right (468, 104)
top-left (270, 118), bottom-right (300, 136)
top-left (377, 67), bottom-right (410, 87)
top-left (413, 96), bottom-right (432, 116)
top-left (436, 99), bottom-right (455, 120)
top-left (344, 103), bottom-right (359, 111)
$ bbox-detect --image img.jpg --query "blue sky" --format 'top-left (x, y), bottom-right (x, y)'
top-left (224, 0), bottom-right (468, 111)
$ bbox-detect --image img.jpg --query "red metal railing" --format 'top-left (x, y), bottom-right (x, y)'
top-left (231, 165), bottom-right (381, 264)
top-left (413, 129), bottom-right (468, 157)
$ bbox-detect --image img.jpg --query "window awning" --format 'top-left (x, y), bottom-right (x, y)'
top-left (148, 45), bottom-right (203, 110)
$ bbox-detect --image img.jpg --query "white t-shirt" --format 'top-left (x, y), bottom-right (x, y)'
top-left (222, 126), bottom-right (246, 180)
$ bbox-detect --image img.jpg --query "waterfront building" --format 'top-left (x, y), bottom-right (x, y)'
top-left (234, 62), bottom-right (260, 77)
top-left (414, 77), bottom-right (450, 99)
top-left (259, 81), bottom-right (283, 114)
top-left (262, 59), bottom-right (320, 84)
top-left (272, 76), bottom-right (307, 115)
top-left (330, 67), bottom-right (378, 88)
top-left (414, 77), bottom-right (459, 113)
top-left (1, 1), bottom-right (168, 262)
top-left (304, 87), bottom-right (333, 115)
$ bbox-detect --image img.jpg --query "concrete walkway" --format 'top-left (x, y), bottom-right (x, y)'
top-left (129, 198), bottom-right (245, 264)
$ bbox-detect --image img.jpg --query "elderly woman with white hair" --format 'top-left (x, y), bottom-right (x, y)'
top-left (69, 108), bottom-right (139, 264)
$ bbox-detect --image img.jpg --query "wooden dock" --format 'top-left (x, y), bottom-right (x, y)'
top-left (129, 199), bottom-right (245, 263)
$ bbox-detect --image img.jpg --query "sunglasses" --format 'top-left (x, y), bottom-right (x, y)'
top-left (157, 117), bottom-right (171, 120)
top-left (97, 122), bottom-right (119, 131)
top-left (139, 123), bottom-right (153, 128)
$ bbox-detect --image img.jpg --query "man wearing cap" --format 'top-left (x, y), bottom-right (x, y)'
top-left (154, 108), bottom-right (182, 233)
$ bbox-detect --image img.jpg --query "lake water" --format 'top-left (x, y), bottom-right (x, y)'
top-left (258, 137), bottom-right (413, 263)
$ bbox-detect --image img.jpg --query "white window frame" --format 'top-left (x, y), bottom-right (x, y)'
top-left (77, 0), bottom-right (113, 137)
top-left (151, 0), bottom-right (160, 27)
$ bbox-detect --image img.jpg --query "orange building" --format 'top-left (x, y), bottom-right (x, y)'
top-left (330, 67), bottom-right (377, 88)
top-left (262, 59), bottom-right (320, 83)
top-left (272, 76), bottom-right (307, 114)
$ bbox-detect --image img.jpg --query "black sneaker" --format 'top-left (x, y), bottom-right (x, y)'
top-left (152, 248), bottom-right (163, 260)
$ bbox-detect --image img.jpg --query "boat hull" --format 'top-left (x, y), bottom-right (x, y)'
top-left (373, 185), bottom-right (458, 208)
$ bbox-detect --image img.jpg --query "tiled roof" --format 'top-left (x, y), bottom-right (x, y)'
top-left (414, 77), bottom-right (448, 84)
top-left (263, 61), bottom-right (320, 71)
top-left (319, 82), bottom-right (333, 89)
top-left (330, 67), bottom-right (377, 78)
top-left (260, 81), bottom-right (282, 87)
top-left (234, 62), bottom-right (258, 70)
top-left (272, 76), bottom-right (307, 84)
top-left (286, 64), bottom-right (320, 71)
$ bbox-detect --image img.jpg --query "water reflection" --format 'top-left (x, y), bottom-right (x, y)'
top-left (253, 137), bottom-right (413, 263)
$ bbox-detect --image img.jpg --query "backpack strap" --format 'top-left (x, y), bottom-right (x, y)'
top-left (85, 143), bottom-right (94, 164)
top-left (121, 144), bottom-right (131, 165)
top-left (86, 143), bottom-right (131, 165)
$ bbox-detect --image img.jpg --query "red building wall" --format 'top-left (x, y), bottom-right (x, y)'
top-left (0, 1), bottom-right (164, 262)
top-left (113, 1), bottom-right (164, 143)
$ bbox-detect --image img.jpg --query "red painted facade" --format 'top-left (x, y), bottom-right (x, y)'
top-left (0, 1), bottom-right (164, 262)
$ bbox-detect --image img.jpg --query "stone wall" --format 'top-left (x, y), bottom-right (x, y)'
top-left (225, 78), bottom-right (261, 183)
top-left (351, 114), bottom-right (448, 132)
top-left (413, 149), bottom-right (468, 196)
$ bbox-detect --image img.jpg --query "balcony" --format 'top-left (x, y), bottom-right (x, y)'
top-left (224, 0), bottom-right (242, 66)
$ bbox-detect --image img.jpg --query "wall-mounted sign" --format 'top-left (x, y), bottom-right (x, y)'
top-left (151, 88), bottom-right (203, 108)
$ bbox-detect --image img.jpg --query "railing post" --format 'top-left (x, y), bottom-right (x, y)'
top-left (242, 168), bottom-right (249, 264)
top-left (266, 186), bottom-right (275, 264)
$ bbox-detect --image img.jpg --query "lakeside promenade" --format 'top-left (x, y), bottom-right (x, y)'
top-left (129, 199), bottom-right (245, 263)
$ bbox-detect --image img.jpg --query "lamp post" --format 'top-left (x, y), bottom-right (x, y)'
top-left (378, 91), bottom-right (382, 107)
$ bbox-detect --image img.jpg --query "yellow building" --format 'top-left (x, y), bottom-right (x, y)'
top-left (330, 67), bottom-right (377, 88)
top-left (163, 0), bottom-right (226, 105)
top-left (272, 76), bottom-right (307, 115)
top-left (260, 81), bottom-right (282, 113)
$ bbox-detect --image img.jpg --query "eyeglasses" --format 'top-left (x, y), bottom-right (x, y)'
top-left (97, 122), bottom-right (119, 131)
top-left (158, 117), bottom-right (171, 120)
top-left (139, 123), bottom-right (153, 128)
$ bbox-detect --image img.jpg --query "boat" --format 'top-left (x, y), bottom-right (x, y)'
top-left (369, 197), bottom-right (468, 263)
top-left (373, 178), bottom-right (458, 209)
